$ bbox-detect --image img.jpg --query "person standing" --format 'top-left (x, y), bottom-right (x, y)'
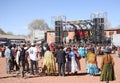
top-left (70, 49), bottom-right (80, 74)
top-left (1, 44), bottom-right (6, 57)
top-left (116, 46), bottom-right (120, 57)
top-left (4, 45), bottom-right (12, 74)
top-left (19, 43), bottom-right (26, 78)
top-left (66, 47), bottom-right (72, 75)
top-left (86, 48), bottom-right (99, 76)
top-left (78, 44), bottom-right (87, 58)
top-left (66, 48), bottom-right (80, 74)
top-left (100, 47), bottom-right (116, 83)
top-left (27, 43), bottom-right (39, 75)
top-left (43, 46), bottom-right (56, 75)
top-left (11, 44), bottom-right (19, 71)
top-left (0, 44), bottom-right (3, 57)
top-left (56, 46), bottom-right (66, 76)
top-left (24, 44), bottom-right (30, 73)
top-left (40, 44), bottom-right (44, 59)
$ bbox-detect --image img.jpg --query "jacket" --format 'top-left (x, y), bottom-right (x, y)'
top-left (56, 50), bottom-right (66, 63)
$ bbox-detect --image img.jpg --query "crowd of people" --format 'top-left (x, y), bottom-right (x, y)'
top-left (0, 42), bottom-right (118, 83)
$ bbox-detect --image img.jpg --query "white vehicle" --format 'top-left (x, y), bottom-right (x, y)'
top-left (111, 34), bottom-right (120, 46)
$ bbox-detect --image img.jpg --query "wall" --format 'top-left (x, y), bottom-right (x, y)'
top-left (104, 30), bottom-right (117, 37)
top-left (46, 31), bottom-right (75, 44)
top-left (46, 29), bottom-right (120, 43)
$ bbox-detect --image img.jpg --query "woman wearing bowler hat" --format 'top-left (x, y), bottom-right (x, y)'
top-left (100, 46), bottom-right (116, 83)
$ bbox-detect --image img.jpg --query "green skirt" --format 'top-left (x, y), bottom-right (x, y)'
top-left (100, 64), bottom-right (116, 81)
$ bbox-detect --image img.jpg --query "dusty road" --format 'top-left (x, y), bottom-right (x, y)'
top-left (0, 54), bottom-right (120, 83)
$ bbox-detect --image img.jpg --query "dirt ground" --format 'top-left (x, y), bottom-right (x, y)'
top-left (0, 54), bottom-right (120, 83)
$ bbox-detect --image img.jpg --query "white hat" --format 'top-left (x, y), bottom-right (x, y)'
top-left (31, 43), bottom-right (35, 46)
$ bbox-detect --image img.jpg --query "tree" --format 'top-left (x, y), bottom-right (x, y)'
top-left (0, 28), bottom-right (6, 34)
top-left (28, 19), bottom-right (50, 30)
top-left (6, 32), bottom-right (14, 35)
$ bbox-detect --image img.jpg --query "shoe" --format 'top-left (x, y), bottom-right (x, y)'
top-left (62, 74), bottom-right (65, 76)
top-left (58, 74), bottom-right (62, 76)
top-left (74, 72), bottom-right (77, 75)
top-left (7, 71), bottom-right (11, 74)
top-left (30, 73), bottom-right (34, 75)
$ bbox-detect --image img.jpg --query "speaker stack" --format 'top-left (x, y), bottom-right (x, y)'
top-left (92, 18), bottom-right (104, 44)
top-left (55, 21), bottom-right (63, 44)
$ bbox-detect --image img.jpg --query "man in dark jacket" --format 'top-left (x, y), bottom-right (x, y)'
top-left (19, 43), bottom-right (26, 78)
top-left (56, 46), bottom-right (66, 76)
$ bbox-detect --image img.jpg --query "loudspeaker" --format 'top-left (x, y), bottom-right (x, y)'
top-left (93, 18), bottom-right (104, 24)
top-left (55, 21), bottom-right (63, 43)
top-left (92, 18), bottom-right (105, 44)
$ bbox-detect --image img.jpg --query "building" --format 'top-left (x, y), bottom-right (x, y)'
top-left (32, 30), bottom-right (46, 40)
top-left (105, 28), bottom-right (120, 37)
top-left (45, 28), bottom-right (120, 44)
top-left (0, 35), bottom-right (26, 45)
top-left (45, 31), bottom-right (74, 44)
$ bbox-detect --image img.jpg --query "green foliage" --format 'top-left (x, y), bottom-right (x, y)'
top-left (0, 28), bottom-right (6, 34)
top-left (0, 28), bottom-right (14, 35)
top-left (28, 19), bottom-right (50, 30)
top-left (6, 32), bottom-right (14, 35)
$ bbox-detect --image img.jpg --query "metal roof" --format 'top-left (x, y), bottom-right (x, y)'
top-left (0, 35), bottom-right (25, 40)
top-left (104, 27), bottom-right (120, 30)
